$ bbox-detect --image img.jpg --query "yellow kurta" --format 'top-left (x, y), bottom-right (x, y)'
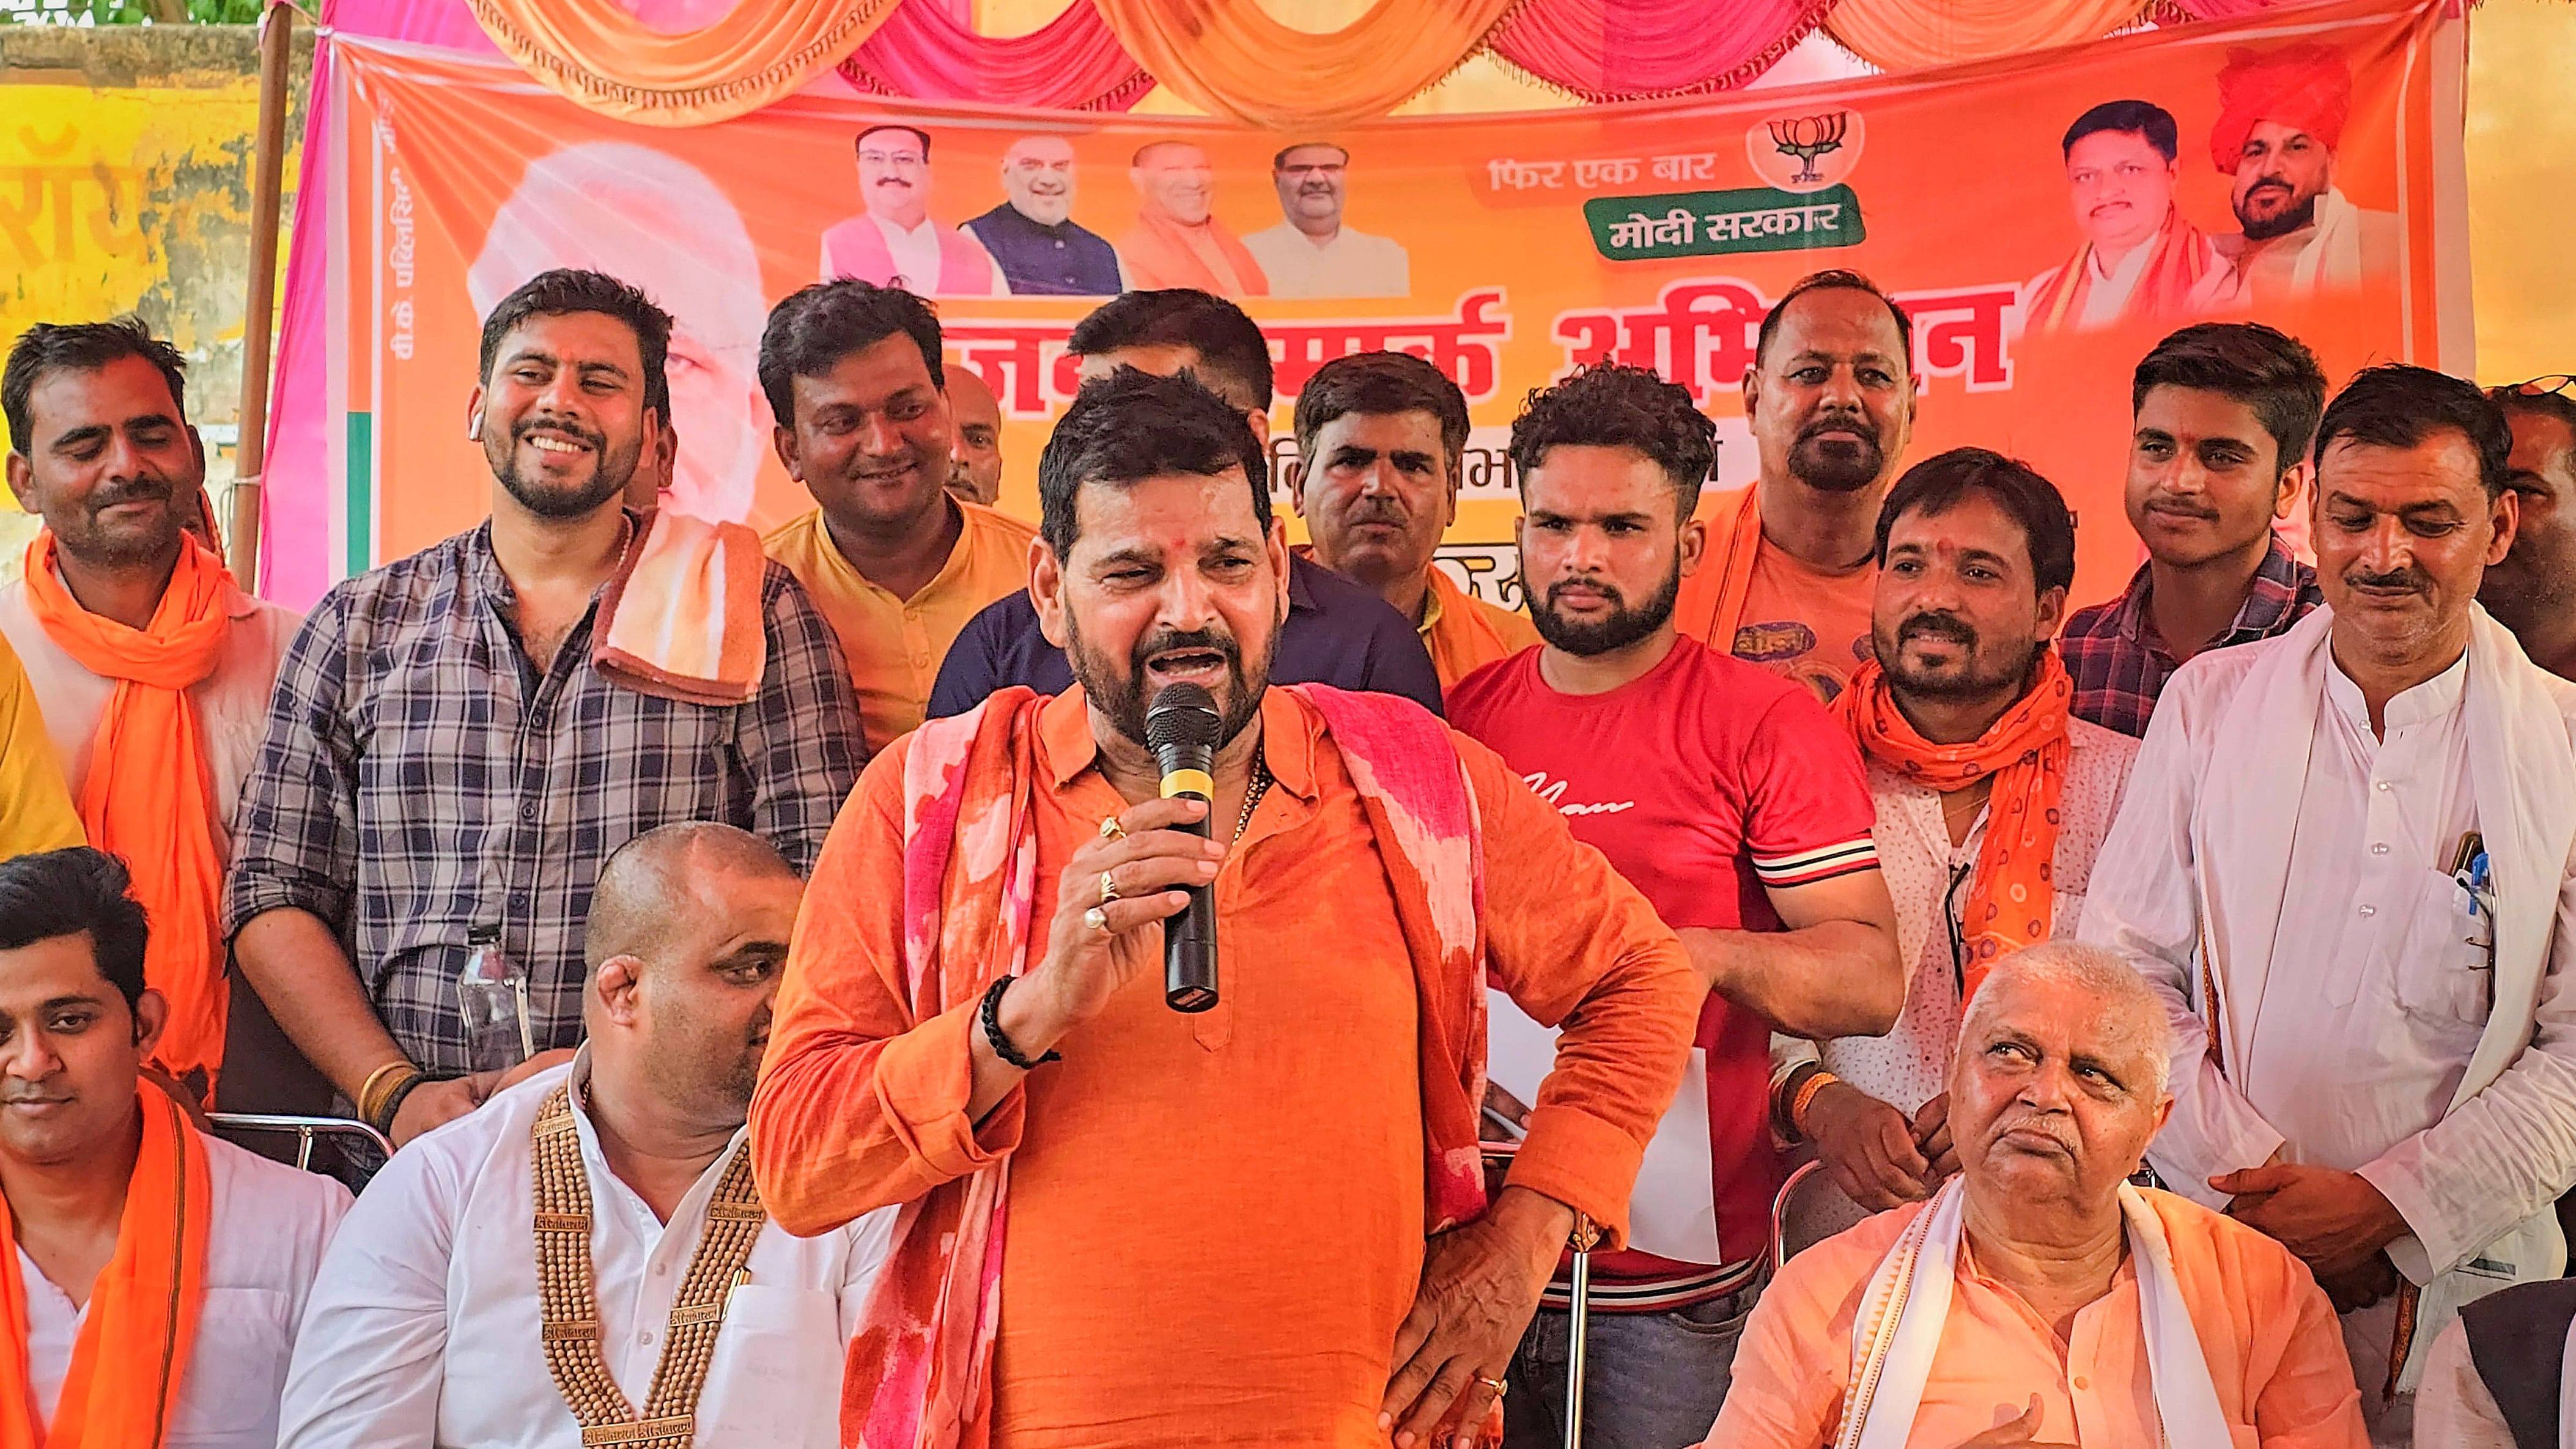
top-left (0, 629), bottom-right (81, 859)
top-left (762, 500), bottom-right (1035, 756)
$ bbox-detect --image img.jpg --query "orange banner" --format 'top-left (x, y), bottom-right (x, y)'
top-left (322, 0), bottom-right (2465, 610)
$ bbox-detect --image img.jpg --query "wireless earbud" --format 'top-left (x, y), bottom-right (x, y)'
top-left (468, 414), bottom-right (483, 441)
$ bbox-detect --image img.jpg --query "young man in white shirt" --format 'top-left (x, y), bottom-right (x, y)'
top-left (278, 824), bottom-right (894, 1449)
top-left (2084, 364), bottom-right (2576, 1444)
top-left (0, 847), bottom-right (350, 1448)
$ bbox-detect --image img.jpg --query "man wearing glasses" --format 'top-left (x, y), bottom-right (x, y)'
top-left (2482, 375), bottom-right (2576, 681)
top-left (819, 124), bottom-right (1000, 297)
top-left (1243, 142), bottom-right (1412, 300)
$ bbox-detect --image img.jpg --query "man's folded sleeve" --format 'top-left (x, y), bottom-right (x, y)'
top-left (750, 751), bottom-right (1025, 1237)
top-left (1453, 732), bottom-right (1701, 1250)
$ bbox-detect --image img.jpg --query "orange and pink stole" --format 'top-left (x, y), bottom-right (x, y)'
top-left (846, 684), bottom-right (1493, 1449)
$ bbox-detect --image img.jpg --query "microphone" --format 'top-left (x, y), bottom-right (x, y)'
top-left (1145, 682), bottom-right (1222, 1013)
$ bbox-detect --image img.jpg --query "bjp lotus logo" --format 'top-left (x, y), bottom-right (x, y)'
top-left (1747, 108), bottom-right (1866, 193)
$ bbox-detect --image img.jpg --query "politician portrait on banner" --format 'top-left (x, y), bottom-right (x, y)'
top-left (312, 0), bottom-right (2463, 607)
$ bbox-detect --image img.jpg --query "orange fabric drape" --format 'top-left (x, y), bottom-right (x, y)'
top-left (21, 534), bottom-right (234, 1089)
top-left (1836, 651), bottom-right (2075, 1004)
top-left (465, 0), bottom-right (904, 126)
top-left (1089, 0), bottom-right (1528, 131)
top-left (1824, 0), bottom-right (2150, 73)
top-left (0, 1086), bottom-right (210, 1449)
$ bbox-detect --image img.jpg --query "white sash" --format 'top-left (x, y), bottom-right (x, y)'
top-left (2190, 605), bottom-right (2576, 1391)
top-left (1834, 1180), bottom-right (2231, 1449)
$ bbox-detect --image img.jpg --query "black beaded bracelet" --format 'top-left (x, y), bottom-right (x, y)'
top-left (980, 975), bottom-right (1060, 1070)
top-left (372, 1070), bottom-right (429, 1137)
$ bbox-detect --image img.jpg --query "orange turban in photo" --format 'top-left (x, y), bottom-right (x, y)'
top-left (2209, 43), bottom-right (2353, 173)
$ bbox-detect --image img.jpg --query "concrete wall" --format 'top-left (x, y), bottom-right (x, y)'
top-left (0, 21), bottom-right (311, 575)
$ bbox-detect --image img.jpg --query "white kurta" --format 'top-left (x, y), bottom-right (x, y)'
top-left (20, 1127), bottom-right (351, 1448)
top-left (276, 1058), bottom-right (895, 1449)
top-left (1241, 222), bottom-right (1411, 298)
top-left (2081, 612), bottom-right (2576, 1434)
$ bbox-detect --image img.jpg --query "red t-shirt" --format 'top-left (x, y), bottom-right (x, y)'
top-left (1449, 635), bottom-right (1878, 1299)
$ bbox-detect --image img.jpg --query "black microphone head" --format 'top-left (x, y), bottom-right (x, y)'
top-left (1145, 682), bottom-right (1222, 753)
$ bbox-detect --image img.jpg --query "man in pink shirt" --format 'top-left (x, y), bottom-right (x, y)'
top-left (1449, 362), bottom-right (1902, 1447)
top-left (1710, 942), bottom-right (2367, 1448)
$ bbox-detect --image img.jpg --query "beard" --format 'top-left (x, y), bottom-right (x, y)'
top-left (1530, 561), bottom-right (1681, 658)
top-left (489, 415), bottom-right (637, 521)
top-left (60, 473), bottom-right (182, 567)
top-left (1066, 616), bottom-right (1270, 749)
top-left (1787, 416), bottom-right (1889, 495)
top-left (1877, 610), bottom-right (2040, 701)
top-left (2235, 180), bottom-right (2320, 242)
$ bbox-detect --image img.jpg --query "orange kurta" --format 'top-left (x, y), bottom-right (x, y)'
top-left (754, 686), bottom-right (1699, 1448)
top-left (1419, 567), bottom-right (1541, 691)
top-left (1706, 1189), bottom-right (2368, 1448)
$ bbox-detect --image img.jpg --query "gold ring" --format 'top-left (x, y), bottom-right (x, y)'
top-left (1098, 816), bottom-right (1126, 842)
top-left (1099, 869), bottom-right (1121, 905)
top-left (1082, 907), bottom-right (1110, 933)
top-left (1475, 1376), bottom-right (1508, 1397)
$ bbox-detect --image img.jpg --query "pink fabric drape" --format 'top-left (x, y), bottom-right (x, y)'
top-left (838, 0), bottom-right (1151, 110)
top-left (1487, 0), bottom-right (1836, 101)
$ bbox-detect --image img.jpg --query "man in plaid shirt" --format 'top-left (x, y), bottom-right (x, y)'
top-left (224, 270), bottom-right (862, 1147)
top-left (2061, 322), bottom-right (2327, 736)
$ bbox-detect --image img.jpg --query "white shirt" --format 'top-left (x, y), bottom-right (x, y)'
top-left (21, 1126), bottom-right (351, 1448)
top-left (2412, 1317), bottom-right (2517, 1448)
top-left (1784, 718), bottom-right (2138, 1245)
top-left (871, 213), bottom-right (945, 295)
top-left (2081, 642), bottom-right (2576, 1274)
top-left (278, 1057), bottom-right (894, 1449)
top-left (0, 573), bottom-right (300, 847)
top-left (2076, 234), bottom-right (2161, 329)
top-left (1242, 222), bottom-right (1411, 298)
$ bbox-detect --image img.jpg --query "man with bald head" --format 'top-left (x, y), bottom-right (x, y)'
top-left (1714, 943), bottom-right (2367, 1447)
top-left (945, 364), bottom-right (1005, 507)
top-left (278, 824), bottom-right (894, 1449)
top-left (1116, 141), bottom-right (1268, 297)
top-left (965, 135), bottom-right (1125, 297)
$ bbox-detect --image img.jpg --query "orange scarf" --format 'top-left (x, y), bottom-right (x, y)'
top-left (0, 1086), bottom-right (210, 1449)
top-left (20, 534), bottom-right (232, 1089)
top-left (1671, 484), bottom-right (1766, 651)
top-left (2024, 207), bottom-right (2218, 333)
top-left (1838, 651), bottom-right (2073, 1002)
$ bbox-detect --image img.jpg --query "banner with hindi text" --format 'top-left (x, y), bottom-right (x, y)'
top-left (319, 0), bottom-right (2465, 614)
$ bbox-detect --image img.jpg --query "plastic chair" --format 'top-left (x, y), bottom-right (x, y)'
top-left (205, 1112), bottom-right (392, 1172)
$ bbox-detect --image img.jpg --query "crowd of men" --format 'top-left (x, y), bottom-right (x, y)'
top-left (1, 258), bottom-right (2574, 1449)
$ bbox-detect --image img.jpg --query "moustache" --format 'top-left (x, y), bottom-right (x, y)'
top-left (87, 476), bottom-right (172, 511)
top-left (1992, 1111), bottom-right (2081, 1156)
top-left (1546, 577), bottom-right (1626, 607)
top-left (2345, 566), bottom-right (2431, 594)
top-left (1899, 611), bottom-right (1977, 647)
top-left (2142, 494), bottom-right (2218, 521)
top-left (515, 417), bottom-right (605, 452)
top-left (1131, 627), bottom-right (1242, 674)
top-left (1798, 416), bottom-right (1877, 446)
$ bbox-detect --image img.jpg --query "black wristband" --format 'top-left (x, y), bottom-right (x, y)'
top-left (980, 975), bottom-right (1060, 1070)
top-left (373, 1071), bottom-right (429, 1137)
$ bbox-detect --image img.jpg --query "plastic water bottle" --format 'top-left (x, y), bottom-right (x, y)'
top-left (458, 926), bottom-right (533, 1074)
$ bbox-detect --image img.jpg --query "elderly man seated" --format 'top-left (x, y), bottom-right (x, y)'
top-left (1708, 942), bottom-right (2369, 1447)
top-left (276, 824), bottom-right (894, 1449)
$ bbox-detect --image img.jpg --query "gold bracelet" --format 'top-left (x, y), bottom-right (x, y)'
top-left (1789, 1069), bottom-right (1840, 1139)
top-left (358, 1060), bottom-right (420, 1129)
